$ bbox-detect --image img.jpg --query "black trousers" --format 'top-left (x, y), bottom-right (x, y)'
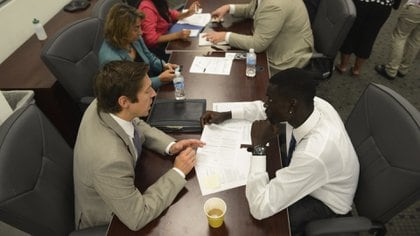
top-left (289, 195), bottom-right (347, 235)
top-left (340, 0), bottom-right (392, 59)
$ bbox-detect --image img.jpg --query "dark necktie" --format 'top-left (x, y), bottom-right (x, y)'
top-left (133, 125), bottom-right (142, 159)
top-left (254, 0), bottom-right (259, 14)
top-left (284, 134), bottom-right (296, 167)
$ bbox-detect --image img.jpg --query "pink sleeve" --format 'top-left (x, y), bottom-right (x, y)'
top-left (139, 5), bottom-right (160, 47)
top-left (169, 9), bottom-right (180, 22)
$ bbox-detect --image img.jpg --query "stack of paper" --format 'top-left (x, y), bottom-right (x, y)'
top-left (196, 102), bottom-right (255, 196)
top-left (189, 56), bottom-right (233, 75)
top-left (177, 13), bottom-right (211, 27)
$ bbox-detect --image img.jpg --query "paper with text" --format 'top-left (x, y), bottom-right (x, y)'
top-left (196, 102), bottom-right (255, 195)
top-left (189, 56), bottom-right (233, 75)
top-left (177, 13), bottom-right (211, 27)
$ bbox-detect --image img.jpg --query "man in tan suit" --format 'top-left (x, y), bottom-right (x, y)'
top-left (73, 61), bottom-right (204, 230)
top-left (204, 0), bottom-right (314, 72)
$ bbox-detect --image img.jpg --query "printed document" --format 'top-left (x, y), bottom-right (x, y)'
top-left (196, 102), bottom-right (255, 195)
top-left (177, 13), bottom-right (211, 27)
top-left (189, 56), bottom-right (232, 75)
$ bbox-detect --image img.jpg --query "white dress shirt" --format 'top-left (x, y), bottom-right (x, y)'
top-left (231, 97), bottom-right (359, 219)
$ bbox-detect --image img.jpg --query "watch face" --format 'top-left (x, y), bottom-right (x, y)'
top-left (253, 145), bottom-right (266, 155)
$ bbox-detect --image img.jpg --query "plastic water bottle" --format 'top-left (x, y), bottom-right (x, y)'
top-left (32, 18), bottom-right (47, 41)
top-left (173, 69), bottom-right (185, 100)
top-left (246, 48), bottom-right (256, 77)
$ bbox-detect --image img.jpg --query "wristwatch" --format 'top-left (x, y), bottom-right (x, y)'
top-left (252, 145), bottom-right (267, 156)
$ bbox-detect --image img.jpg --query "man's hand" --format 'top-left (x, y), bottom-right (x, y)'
top-left (169, 139), bottom-right (205, 155)
top-left (173, 147), bottom-right (197, 175)
top-left (251, 120), bottom-right (280, 146)
top-left (211, 4), bottom-right (229, 21)
top-left (200, 111), bottom-right (232, 126)
top-left (203, 32), bottom-right (226, 44)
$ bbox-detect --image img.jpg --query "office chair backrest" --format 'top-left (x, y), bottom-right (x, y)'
top-left (346, 83), bottom-right (420, 224)
top-left (91, 0), bottom-right (123, 21)
top-left (0, 103), bottom-right (74, 235)
top-left (41, 17), bottom-right (103, 111)
top-left (312, 0), bottom-right (356, 58)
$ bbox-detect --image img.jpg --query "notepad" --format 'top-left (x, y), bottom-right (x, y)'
top-left (178, 13), bottom-right (211, 27)
top-left (189, 29), bottom-right (200, 37)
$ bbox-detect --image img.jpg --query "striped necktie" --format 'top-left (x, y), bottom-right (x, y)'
top-left (133, 125), bottom-right (142, 159)
top-left (254, 0), bottom-right (259, 14)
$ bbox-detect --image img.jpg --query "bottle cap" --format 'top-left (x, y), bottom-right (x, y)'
top-left (33, 18), bottom-right (39, 24)
top-left (249, 48), bottom-right (254, 53)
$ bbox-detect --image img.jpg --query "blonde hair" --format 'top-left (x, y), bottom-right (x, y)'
top-left (104, 3), bottom-right (145, 49)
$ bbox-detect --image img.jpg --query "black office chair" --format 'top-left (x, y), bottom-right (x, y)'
top-left (91, 0), bottom-right (122, 21)
top-left (305, 83), bottom-right (420, 235)
top-left (41, 17), bottom-right (103, 112)
top-left (0, 102), bottom-right (108, 235)
top-left (306, 0), bottom-right (356, 79)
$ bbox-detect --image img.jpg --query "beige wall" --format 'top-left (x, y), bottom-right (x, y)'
top-left (0, 0), bottom-right (68, 63)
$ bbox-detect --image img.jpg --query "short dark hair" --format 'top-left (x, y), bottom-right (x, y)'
top-left (94, 61), bottom-right (149, 113)
top-left (104, 3), bottom-right (145, 49)
top-left (269, 68), bottom-right (320, 105)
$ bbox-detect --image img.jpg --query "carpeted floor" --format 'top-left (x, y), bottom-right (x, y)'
top-left (304, 2), bottom-right (420, 235)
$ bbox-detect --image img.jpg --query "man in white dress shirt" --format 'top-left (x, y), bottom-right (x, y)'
top-left (201, 68), bottom-right (359, 234)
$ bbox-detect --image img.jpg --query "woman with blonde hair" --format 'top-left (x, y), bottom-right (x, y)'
top-left (99, 3), bottom-right (178, 89)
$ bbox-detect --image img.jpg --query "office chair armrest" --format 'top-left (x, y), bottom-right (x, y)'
top-left (311, 52), bottom-right (327, 59)
top-left (305, 216), bottom-right (374, 236)
top-left (80, 96), bottom-right (95, 105)
top-left (69, 225), bottom-right (108, 236)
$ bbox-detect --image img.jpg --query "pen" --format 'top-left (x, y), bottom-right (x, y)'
top-left (211, 45), bottom-right (230, 52)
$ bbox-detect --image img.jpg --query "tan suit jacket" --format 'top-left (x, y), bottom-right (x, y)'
top-left (74, 100), bottom-right (186, 230)
top-left (229, 0), bottom-right (314, 71)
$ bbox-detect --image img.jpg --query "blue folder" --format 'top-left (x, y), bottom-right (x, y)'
top-left (168, 23), bottom-right (204, 35)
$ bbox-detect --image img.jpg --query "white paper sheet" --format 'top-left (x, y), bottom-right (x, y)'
top-left (195, 102), bottom-right (255, 195)
top-left (177, 13), bottom-right (211, 27)
top-left (189, 56), bottom-right (233, 75)
top-left (189, 29), bottom-right (200, 37)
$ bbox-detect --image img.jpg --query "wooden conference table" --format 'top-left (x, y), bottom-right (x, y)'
top-left (107, 51), bottom-right (290, 235)
top-left (108, 0), bottom-right (290, 234)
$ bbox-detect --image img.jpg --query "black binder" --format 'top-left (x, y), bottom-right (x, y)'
top-left (147, 99), bottom-right (206, 132)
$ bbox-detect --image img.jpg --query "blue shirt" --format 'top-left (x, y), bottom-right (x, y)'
top-left (99, 37), bottom-right (166, 89)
